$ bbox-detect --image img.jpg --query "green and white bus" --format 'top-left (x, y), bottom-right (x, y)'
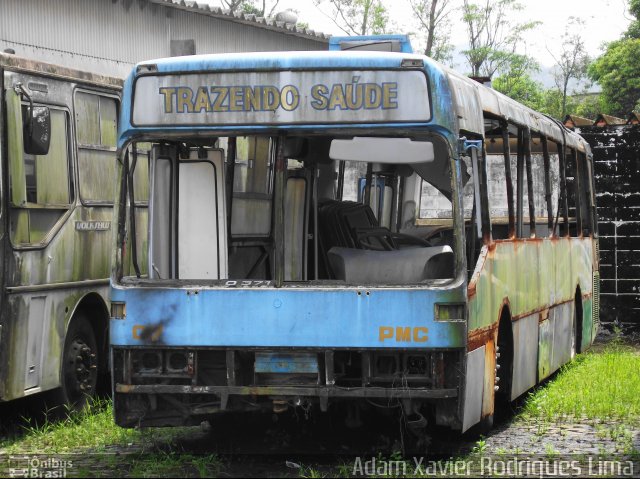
top-left (0, 52), bottom-right (123, 408)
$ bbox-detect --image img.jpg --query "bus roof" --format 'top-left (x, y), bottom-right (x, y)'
top-left (0, 52), bottom-right (123, 89)
top-left (132, 50), bottom-right (432, 74)
top-left (121, 50), bottom-right (590, 155)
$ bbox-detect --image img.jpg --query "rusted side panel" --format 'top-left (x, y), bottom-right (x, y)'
top-left (2, 288), bottom-right (107, 400)
top-left (466, 237), bottom-right (595, 410)
top-left (481, 334), bottom-right (497, 418)
top-left (511, 312), bottom-right (539, 400)
top-left (538, 314), bottom-right (553, 380)
top-left (468, 238), bottom-right (594, 334)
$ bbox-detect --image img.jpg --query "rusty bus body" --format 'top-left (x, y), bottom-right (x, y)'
top-left (0, 53), bottom-right (122, 406)
top-left (110, 36), bottom-right (598, 433)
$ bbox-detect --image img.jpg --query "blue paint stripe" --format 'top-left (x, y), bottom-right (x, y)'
top-left (110, 286), bottom-right (466, 349)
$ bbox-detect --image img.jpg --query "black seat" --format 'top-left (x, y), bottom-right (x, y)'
top-left (317, 200), bottom-right (432, 278)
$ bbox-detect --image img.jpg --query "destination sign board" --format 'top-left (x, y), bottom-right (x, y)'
top-left (132, 70), bottom-right (430, 126)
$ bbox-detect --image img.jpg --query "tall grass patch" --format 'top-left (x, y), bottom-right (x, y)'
top-left (521, 342), bottom-right (640, 422)
top-left (0, 397), bottom-right (187, 454)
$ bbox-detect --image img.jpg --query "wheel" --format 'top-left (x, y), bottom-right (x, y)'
top-left (49, 315), bottom-right (99, 411)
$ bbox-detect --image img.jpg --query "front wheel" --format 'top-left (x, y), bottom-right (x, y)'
top-left (49, 315), bottom-right (99, 411)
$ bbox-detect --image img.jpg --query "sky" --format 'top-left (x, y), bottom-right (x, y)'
top-left (202, 0), bottom-right (632, 69)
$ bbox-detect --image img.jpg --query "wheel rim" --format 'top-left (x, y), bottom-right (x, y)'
top-left (63, 336), bottom-right (97, 403)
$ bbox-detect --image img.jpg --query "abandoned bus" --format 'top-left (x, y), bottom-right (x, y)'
top-left (110, 37), bottom-right (599, 432)
top-left (0, 53), bottom-right (124, 407)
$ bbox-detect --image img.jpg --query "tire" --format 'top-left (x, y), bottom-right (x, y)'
top-left (49, 315), bottom-right (99, 411)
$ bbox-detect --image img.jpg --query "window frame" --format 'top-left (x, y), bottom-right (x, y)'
top-left (73, 88), bottom-right (120, 207)
top-left (9, 102), bottom-right (76, 249)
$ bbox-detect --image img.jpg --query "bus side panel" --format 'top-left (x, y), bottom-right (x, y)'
top-left (1, 287), bottom-right (109, 401)
top-left (467, 238), bottom-right (594, 419)
top-left (3, 294), bottom-right (59, 399)
top-left (538, 300), bottom-right (575, 381)
top-left (1, 70), bottom-right (118, 401)
top-left (461, 346), bottom-right (485, 431)
top-left (511, 313), bottom-right (538, 400)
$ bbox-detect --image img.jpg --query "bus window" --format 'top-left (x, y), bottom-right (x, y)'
top-left (342, 161), bottom-right (367, 202)
top-left (75, 92), bottom-right (118, 204)
top-left (540, 136), bottom-right (561, 235)
top-left (148, 145), bottom-right (227, 280)
top-left (231, 136), bottom-right (272, 237)
top-left (564, 148), bottom-right (580, 237)
top-left (483, 118), bottom-right (515, 240)
top-left (9, 106), bottom-right (72, 245)
top-left (419, 180), bottom-right (452, 220)
top-left (529, 132), bottom-right (552, 238)
top-left (576, 151), bottom-right (593, 236)
top-left (178, 155), bottom-right (226, 279)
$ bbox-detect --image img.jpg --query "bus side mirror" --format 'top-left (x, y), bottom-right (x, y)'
top-left (22, 105), bottom-right (50, 155)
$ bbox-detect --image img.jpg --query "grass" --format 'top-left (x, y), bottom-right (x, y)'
top-left (1, 340), bottom-right (638, 476)
top-left (0, 397), bottom-right (222, 477)
top-left (519, 341), bottom-right (640, 423)
top-left (0, 397), bottom-right (182, 454)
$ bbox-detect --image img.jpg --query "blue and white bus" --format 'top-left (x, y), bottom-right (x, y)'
top-left (110, 36), bottom-right (598, 434)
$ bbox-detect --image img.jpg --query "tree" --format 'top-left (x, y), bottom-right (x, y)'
top-left (573, 93), bottom-right (603, 119)
top-left (219, 0), bottom-right (245, 14)
top-left (461, 0), bottom-right (539, 77)
top-left (408, 0), bottom-right (454, 61)
top-left (492, 54), bottom-right (543, 109)
top-left (625, 0), bottom-right (640, 38)
top-left (547, 18), bottom-right (590, 118)
top-left (589, 38), bottom-right (640, 115)
top-left (314, 0), bottom-right (388, 36)
top-left (219, 0), bottom-right (280, 17)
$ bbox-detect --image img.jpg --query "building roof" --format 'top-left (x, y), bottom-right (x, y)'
top-left (563, 115), bottom-right (593, 128)
top-left (564, 112), bottom-right (640, 129)
top-left (627, 112), bottom-right (640, 125)
top-left (594, 113), bottom-right (626, 126)
top-left (150, 0), bottom-right (331, 43)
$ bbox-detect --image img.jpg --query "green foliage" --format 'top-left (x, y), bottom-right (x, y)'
top-left (572, 93), bottom-right (603, 119)
top-left (492, 55), bottom-right (543, 109)
top-left (626, 0), bottom-right (640, 38)
top-left (538, 89), bottom-right (570, 120)
top-left (521, 342), bottom-right (640, 422)
top-left (0, 397), bottom-right (191, 455)
top-left (588, 38), bottom-right (640, 116)
top-left (493, 74), bottom-right (543, 110)
top-left (128, 451), bottom-right (221, 478)
top-left (461, 0), bottom-right (540, 77)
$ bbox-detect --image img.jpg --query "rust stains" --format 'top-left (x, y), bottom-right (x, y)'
top-left (511, 298), bottom-right (574, 322)
top-left (467, 246), bottom-right (491, 299)
top-left (467, 322), bottom-right (498, 351)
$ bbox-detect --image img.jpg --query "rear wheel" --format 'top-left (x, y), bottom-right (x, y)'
top-left (49, 315), bottom-right (99, 411)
